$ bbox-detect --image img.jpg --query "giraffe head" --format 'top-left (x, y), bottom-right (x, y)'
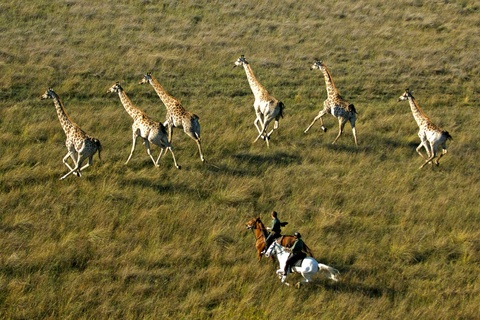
top-left (310, 60), bottom-right (325, 71)
top-left (40, 88), bottom-right (56, 100)
top-left (398, 88), bottom-right (414, 102)
top-left (234, 55), bottom-right (248, 68)
top-left (139, 72), bottom-right (153, 85)
top-left (107, 82), bottom-right (123, 94)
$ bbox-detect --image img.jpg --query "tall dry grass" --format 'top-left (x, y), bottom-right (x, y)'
top-left (1, 0), bottom-right (479, 319)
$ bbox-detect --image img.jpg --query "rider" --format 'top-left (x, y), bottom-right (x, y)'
top-left (262, 211), bottom-right (285, 255)
top-left (284, 232), bottom-right (307, 275)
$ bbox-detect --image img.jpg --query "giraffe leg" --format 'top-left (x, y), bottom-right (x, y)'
top-left (253, 118), bottom-right (265, 142)
top-left (126, 132), bottom-right (139, 164)
top-left (186, 128), bottom-right (205, 162)
top-left (153, 141), bottom-right (181, 169)
top-left (253, 130), bottom-right (266, 143)
top-left (419, 142), bottom-right (436, 169)
top-left (63, 152), bottom-right (76, 170)
top-left (61, 151), bottom-right (78, 178)
top-left (265, 118), bottom-right (280, 139)
top-left (155, 148), bottom-right (166, 166)
top-left (435, 153), bottom-right (444, 166)
top-left (416, 143), bottom-right (427, 160)
top-left (60, 167), bottom-right (79, 180)
top-left (254, 119), bottom-right (270, 147)
top-left (143, 140), bottom-right (158, 167)
top-left (350, 118), bottom-right (358, 146)
top-left (304, 114), bottom-right (321, 133)
top-left (167, 124), bottom-right (174, 144)
top-left (253, 116), bottom-right (263, 137)
top-left (60, 154), bottom-right (87, 180)
top-left (332, 118), bottom-right (347, 144)
top-left (435, 144), bottom-right (448, 166)
top-left (195, 139), bottom-right (205, 162)
top-left (78, 156), bottom-right (93, 172)
top-left (305, 110), bottom-right (328, 133)
top-left (420, 153), bottom-right (436, 169)
top-left (167, 147), bottom-right (181, 169)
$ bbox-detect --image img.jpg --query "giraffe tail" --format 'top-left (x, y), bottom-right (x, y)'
top-left (191, 115), bottom-right (201, 140)
top-left (348, 104), bottom-right (357, 114)
top-left (278, 101), bottom-right (285, 118)
top-left (444, 131), bottom-right (453, 141)
top-left (94, 139), bottom-right (102, 160)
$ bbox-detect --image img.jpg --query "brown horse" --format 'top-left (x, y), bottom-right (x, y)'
top-left (245, 217), bottom-right (314, 260)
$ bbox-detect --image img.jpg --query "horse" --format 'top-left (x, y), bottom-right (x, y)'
top-left (245, 217), bottom-right (314, 260)
top-left (264, 241), bottom-right (339, 287)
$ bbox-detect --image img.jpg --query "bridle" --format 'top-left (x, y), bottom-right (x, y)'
top-left (246, 219), bottom-right (266, 241)
top-left (265, 241), bottom-right (280, 257)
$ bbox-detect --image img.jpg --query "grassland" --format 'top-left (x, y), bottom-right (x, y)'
top-left (1, 0), bottom-right (479, 319)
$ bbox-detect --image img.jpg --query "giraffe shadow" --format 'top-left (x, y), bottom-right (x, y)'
top-left (202, 151), bottom-right (302, 177)
top-left (120, 176), bottom-right (179, 194)
top-left (233, 151), bottom-right (302, 166)
top-left (324, 143), bottom-right (361, 153)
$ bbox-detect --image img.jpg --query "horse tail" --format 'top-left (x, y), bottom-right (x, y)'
top-left (318, 263), bottom-right (340, 282)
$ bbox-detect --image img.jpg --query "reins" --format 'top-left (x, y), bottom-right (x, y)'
top-left (248, 219), bottom-right (267, 242)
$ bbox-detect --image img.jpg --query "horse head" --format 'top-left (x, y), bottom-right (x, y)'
top-left (245, 217), bottom-right (264, 230)
top-left (245, 218), bottom-right (257, 230)
top-left (264, 241), bottom-right (279, 258)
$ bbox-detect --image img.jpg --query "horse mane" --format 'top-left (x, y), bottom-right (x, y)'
top-left (255, 217), bottom-right (269, 239)
top-left (255, 217), bottom-right (265, 229)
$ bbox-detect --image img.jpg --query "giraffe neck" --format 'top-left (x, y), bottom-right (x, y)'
top-left (407, 96), bottom-right (430, 128)
top-left (148, 76), bottom-right (179, 108)
top-left (118, 90), bottom-right (143, 120)
top-left (321, 67), bottom-right (341, 98)
top-left (51, 93), bottom-right (75, 134)
top-left (243, 63), bottom-right (268, 100)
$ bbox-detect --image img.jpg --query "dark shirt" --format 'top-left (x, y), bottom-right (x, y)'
top-left (291, 238), bottom-right (305, 254)
top-left (271, 217), bottom-right (281, 233)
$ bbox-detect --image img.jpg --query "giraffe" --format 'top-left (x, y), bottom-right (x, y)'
top-left (139, 73), bottom-right (205, 162)
top-left (40, 88), bottom-right (102, 180)
top-left (107, 82), bottom-right (181, 169)
top-left (234, 55), bottom-right (285, 147)
top-left (398, 89), bottom-right (452, 169)
top-left (305, 60), bottom-right (358, 146)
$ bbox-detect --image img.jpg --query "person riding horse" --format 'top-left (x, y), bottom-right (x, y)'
top-left (261, 211), bottom-right (287, 255)
top-left (283, 232), bottom-right (307, 275)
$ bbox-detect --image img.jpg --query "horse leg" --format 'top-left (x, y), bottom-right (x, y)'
top-left (256, 243), bottom-right (263, 260)
top-left (302, 273), bottom-right (312, 283)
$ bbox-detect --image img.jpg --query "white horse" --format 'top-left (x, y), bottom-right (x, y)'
top-left (264, 241), bottom-right (339, 287)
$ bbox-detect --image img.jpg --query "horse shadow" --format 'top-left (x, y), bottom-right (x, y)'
top-left (314, 279), bottom-right (391, 299)
top-left (297, 265), bottom-right (397, 300)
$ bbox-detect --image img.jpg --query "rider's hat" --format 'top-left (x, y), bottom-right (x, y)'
top-left (294, 232), bottom-right (301, 238)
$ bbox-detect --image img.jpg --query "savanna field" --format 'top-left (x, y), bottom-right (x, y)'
top-left (1, 1), bottom-right (479, 319)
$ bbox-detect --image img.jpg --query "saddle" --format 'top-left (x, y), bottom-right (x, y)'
top-left (285, 258), bottom-right (304, 275)
top-left (292, 259), bottom-right (304, 268)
